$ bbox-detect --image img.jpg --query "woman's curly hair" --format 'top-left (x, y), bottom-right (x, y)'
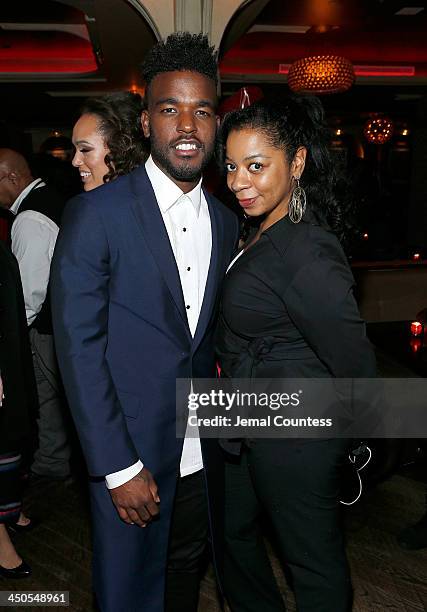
top-left (79, 92), bottom-right (147, 183)
top-left (218, 95), bottom-right (356, 247)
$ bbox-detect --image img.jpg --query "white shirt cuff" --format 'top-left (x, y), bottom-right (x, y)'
top-left (105, 460), bottom-right (143, 489)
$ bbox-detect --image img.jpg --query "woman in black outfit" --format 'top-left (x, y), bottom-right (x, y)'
top-left (0, 240), bottom-right (38, 578)
top-left (216, 96), bottom-right (376, 612)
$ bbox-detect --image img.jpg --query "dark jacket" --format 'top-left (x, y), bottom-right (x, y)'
top-left (51, 165), bottom-right (239, 610)
top-left (217, 215), bottom-right (377, 379)
top-left (0, 240), bottom-right (38, 444)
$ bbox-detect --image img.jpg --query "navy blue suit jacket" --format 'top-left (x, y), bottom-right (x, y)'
top-left (51, 165), bottom-right (238, 611)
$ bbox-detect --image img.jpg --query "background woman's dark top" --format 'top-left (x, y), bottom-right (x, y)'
top-left (0, 240), bottom-right (38, 445)
top-left (216, 215), bottom-right (376, 380)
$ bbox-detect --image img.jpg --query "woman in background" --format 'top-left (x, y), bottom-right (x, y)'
top-left (216, 96), bottom-right (376, 611)
top-left (72, 91), bottom-right (147, 191)
top-left (0, 240), bottom-right (38, 578)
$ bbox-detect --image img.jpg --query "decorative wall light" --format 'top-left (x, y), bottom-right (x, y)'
top-left (364, 116), bottom-right (394, 145)
top-left (287, 55), bottom-right (354, 95)
top-left (410, 321), bottom-right (423, 336)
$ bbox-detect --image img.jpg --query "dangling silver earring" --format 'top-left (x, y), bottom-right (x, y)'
top-left (288, 177), bottom-right (306, 224)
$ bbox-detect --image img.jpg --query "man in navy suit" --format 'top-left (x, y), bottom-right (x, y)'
top-left (51, 33), bottom-right (238, 612)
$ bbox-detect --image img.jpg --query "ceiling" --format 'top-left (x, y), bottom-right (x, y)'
top-left (1, 0), bottom-right (427, 134)
top-left (0, 0), bottom-right (156, 130)
top-left (221, 0), bottom-right (427, 82)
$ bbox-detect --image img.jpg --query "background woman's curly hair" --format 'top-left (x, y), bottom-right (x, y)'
top-left (218, 95), bottom-right (357, 249)
top-left (79, 92), bottom-right (147, 183)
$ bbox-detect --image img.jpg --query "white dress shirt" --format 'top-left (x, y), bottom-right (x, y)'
top-left (10, 179), bottom-right (58, 327)
top-left (105, 155), bottom-right (212, 489)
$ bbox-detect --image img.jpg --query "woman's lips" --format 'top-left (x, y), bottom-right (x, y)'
top-left (238, 197), bottom-right (257, 208)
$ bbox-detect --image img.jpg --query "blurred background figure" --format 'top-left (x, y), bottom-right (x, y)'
top-left (0, 148), bottom-right (71, 481)
top-left (30, 152), bottom-right (81, 202)
top-left (72, 91), bottom-right (147, 192)
top-left (0, 240), bottom-right (38, 578)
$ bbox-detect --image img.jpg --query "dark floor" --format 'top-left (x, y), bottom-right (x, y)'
top-left (1, 464), bottom-right (426, 612)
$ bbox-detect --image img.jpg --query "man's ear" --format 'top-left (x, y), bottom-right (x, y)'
top-left (216, 115), bottom-right (220, 129)
top-left (141, 110), bottom-right (150, 138)
top-left (9, 171), bottom-right (18, 184)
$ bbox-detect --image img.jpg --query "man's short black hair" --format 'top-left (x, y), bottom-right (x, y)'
top-left (141, 32), bottom-right (218, 99)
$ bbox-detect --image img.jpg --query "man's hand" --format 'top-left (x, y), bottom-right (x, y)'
top-left (109, 467), bottom-right (160, 527)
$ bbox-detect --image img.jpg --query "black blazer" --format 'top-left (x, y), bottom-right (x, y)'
top-left (0, 240), bottom-right (38, 445)
top-left (217, 215), bottom-right (376, 380)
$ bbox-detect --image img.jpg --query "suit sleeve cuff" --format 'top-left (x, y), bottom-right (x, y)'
top-left (105, 460), bottom-right (144, 489)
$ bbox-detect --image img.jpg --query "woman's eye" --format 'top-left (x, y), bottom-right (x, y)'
top-left (80, 148), bottom-right (91, 154)
top-left (249, 162), bottom-right (263, 171)
top-left (225, 163), bottom-right (236, 172)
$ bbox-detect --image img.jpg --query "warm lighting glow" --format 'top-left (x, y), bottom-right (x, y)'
top-left (411, 321), bottom-right (423, 336)
top-left (336, 129), bottom-right (342, 136)
top-left (287, 55), bottom-right (354, 95)
top-left (130, 84), bottom-right (145, 97)
top-left (278, 65), bottom-right (415, 78)
top-left (362, 232), bottom-right (369, 241)
top-left (53, 131), bottom-right (60, 137)
top-left (364, 116), bottom-right (394, 145)
top-left (313, 25), bottom-right (330, 34)
top-left (413, 252), bottom-right (420, 261)
top-left (410, 338), bottom-right (422, 353)
top-left (402, 129), bottom-right (409, 136)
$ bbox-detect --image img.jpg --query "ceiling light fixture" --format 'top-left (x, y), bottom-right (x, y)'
top-left (287, 55), bottom-right (354, 94)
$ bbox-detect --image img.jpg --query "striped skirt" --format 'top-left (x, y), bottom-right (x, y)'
top-left (0, 451), bottom-right (22, 523)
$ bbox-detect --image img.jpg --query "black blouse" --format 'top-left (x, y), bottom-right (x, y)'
top-left (216, 215), bottom-right (376, 380)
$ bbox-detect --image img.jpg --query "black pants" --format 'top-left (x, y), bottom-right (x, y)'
top-left (0, 444), bottom-right (22, 524)
top-left (223, 439), bottom-right (352, 612)
top-left (165, 469), bottom-right (209, 612)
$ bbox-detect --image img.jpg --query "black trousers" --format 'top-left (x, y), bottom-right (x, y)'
top-left (165, 469), bottom-right (209, 612)
top-left (223, 439), bottom-right (352, 612)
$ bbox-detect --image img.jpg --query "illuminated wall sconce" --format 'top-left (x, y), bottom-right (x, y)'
top-left (362, 232), bottom-right (369, 241)
top-left (413, 252), bottom-right (420, 261)
top-left (364, 116), bottom-right (394, 145)
top-left (410, 321), bottom-right (423, 336)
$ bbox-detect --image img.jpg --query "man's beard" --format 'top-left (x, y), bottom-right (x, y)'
top-left (150, 134), bottom-right (215, 183)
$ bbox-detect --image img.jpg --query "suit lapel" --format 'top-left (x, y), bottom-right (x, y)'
top-left (192, 189), bottom-right (224, 352)
top-left (129, 167), bottom-right (190, 334)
